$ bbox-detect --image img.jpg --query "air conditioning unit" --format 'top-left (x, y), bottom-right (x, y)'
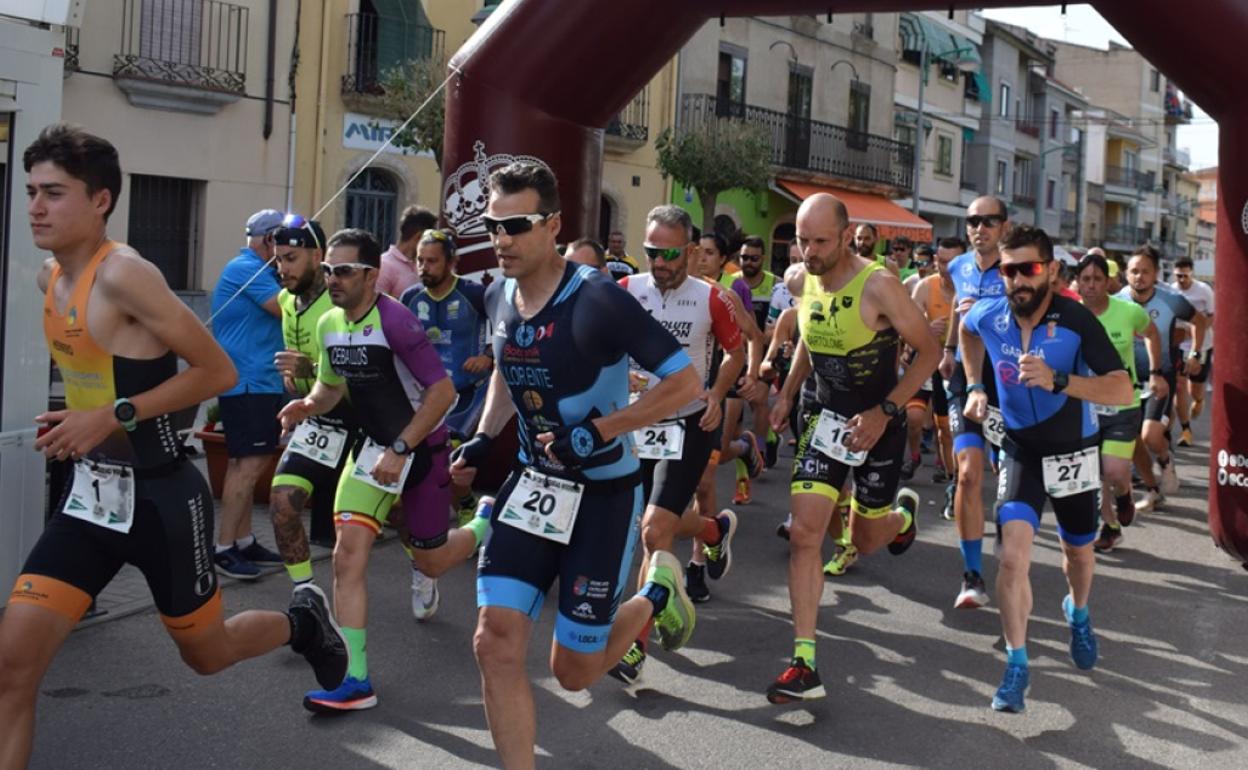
top-left (0, 0), bottom-right (83, 27)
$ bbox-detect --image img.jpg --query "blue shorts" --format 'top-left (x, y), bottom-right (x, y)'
top-left (218, 393), bottom-right (285, 458)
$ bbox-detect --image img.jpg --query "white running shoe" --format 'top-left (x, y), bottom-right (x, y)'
top-left (1159, 460), bottom-right (1180, 496)
top-left (410, 568), bottom-right (439, 621)
top-left (1134, 489), bottom-right (1164, 515)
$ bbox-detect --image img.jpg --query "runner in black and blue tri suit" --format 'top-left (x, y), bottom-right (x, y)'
top-left (447, 162), bottom-right (701, 769)
top-left (959, 225), bottom-right (1133, 715)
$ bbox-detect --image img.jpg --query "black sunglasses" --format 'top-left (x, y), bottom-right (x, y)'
top-left (1000, 261), bottom-right (1049, 279)
top-left (966, 215), bottom-right (1004, 228)
top-left (481, 213), bottom-right (555, 237)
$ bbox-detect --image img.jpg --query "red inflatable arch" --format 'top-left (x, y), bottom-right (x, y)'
top-left (439, 0), bottom-right (1248, 566)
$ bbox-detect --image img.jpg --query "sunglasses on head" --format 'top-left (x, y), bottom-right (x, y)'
top-left (481, 212), bottom-right (555, 237)
top-left (643, 243), bottom-right (687, 262)
top-left (321, 262), bottom-right (374, 278)
top-left (1000, 261), bottom-right (1049, 279)
top-left (966, 215), bottom-right (1004, 228)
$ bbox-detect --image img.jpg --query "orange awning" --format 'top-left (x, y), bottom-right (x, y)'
top-left (777, 180), bottom-right (933, 243)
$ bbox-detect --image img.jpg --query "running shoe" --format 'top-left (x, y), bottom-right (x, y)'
top-left (955, 571), bottom-right (990, 609)
top-left (237, 539), bottom-right (283, 566)
top-left (1134, 489), bottom-right (1164, 515)
top-left (703, 510), bottom-right (738, 581)
top-left (1178, 428), bottom-right (1193, 448)
top-left (1092, 524), bottom-right (1123, 554)
top-left (647, 551), bottom-right (695, 651)
top-left (214, 547), bottom-right (261, 580)
top-left (766, 658), bottom-right (825, 704)
top-left (289, 583), bottom-right (349, 690)
top-left (932, 463), bottom-right (950, 484)
top-left (410, 567), bottom-right (439, 621)
top-left (1159, 459), bottom-right (1180, 495)
top-left (887, 488), bottom-right (920, 556)
top-left (1062, 595), bottom-right (1098, 670)
top-left (941, 482), bottom-right (957, 522)
top-left (609, 641), bottom-right (646, 685)
top-left (303, 675), bottom-right (377, 713)
top-left (765, 432), bottom-right (780, 469)
top-left (776, 513), bottom-right (792, 541)
top-left (740, 431), bottom-right (764, 479)
top-left (900, 455), bottom-right (918, 481)
top-left (823, 545), bottom-right (858, 577)
top-left (686, 562), bottom-right (710, 604)
top-left (733, 477), bottom-right (752, 505)
top-left (991, 664), bottom-right (1029, 713)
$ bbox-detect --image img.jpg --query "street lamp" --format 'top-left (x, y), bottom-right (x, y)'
top-left (830, 59), bottom-right (860, 81)
top-left (910, 44), bottom-right (978, 215)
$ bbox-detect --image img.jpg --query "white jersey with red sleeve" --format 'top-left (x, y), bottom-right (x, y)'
top-left (621, 274), bottom-right (742, 417)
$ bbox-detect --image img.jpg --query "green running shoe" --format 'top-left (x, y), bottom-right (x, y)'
top-left (647, 551), bottom-right (695, 651)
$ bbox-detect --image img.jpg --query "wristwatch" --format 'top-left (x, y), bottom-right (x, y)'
top-left (1149, 368), bottom-right (1165, 376)
top-left (1052, 371), bottom-right (1069, 394)
top-left (391, 438), bottom-right (411, 455)
top-left (114, 398), bottom-right (138, 432)
top-left (880, 399), bottom-right (900, 417)
top-left (1189, 350), bottom-right (1205, 364)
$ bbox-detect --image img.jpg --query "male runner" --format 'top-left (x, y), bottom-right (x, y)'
top-left (269, 216), bottom-right (361, 589)
top-left (1169, 256), bottom-right (1213, 446)
top-left (278, 228), bottom-right (489, 712)
top-left (1075, 253), bottom-right (1165, 552)
top-left (448, 162), bottom-right (701, 770)
top-left (766, 192), bottom-right (938, 703)
top-left (400, 229), bottom-right (493, 620)
top-left (739, 236), bottom-right (782, 467)
top-left (1, 125), bottom-right (345, 770)
top-left (610, 204), bottom-right (746, 683)
top-left (960, 225), bottom-right (1132, 713)
top-left (939, 197), bottom-right (1010, 609)
top-left (903, 237), bottom-right (958, 485)
top-left (1117, 246), bottom-right (1207, 512)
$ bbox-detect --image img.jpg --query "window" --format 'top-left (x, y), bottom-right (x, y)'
top-left (999, 82), bottom-right (1011, 117)
top-left (847, 80), bottom-right (871, 150)
top-left (936, 134), bottom-right (954, 176)
top-left (785, 66), bottom-right (813, 167)
top-left (344, 168), bottom-right (398, 247)
top-left (127, 174), bottom-right (200, 291)
top-left (894, 122), bottom-right (916, 151)
top-left (995, 159), bottom-right (1008, 196)
top-left (1046, 178), bottom-right (1057, 209)
top-left (1050, 108), bottom-right (1060, 139)
top-left (716, 48), bottom-right (747, 117)
top-left (1150, 68), bottom-right (1160, 92)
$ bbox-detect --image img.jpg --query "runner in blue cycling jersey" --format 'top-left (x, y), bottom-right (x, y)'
top-left (960, 225), bottom-right (1133, 714)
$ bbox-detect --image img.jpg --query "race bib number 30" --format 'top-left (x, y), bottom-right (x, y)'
top-left (64, 460), bottom-right (135, 534)
top-left (634, 420), bottom-right (685, 461)
top-left (350, 439), bottom-right (414, 494)
top-left (984, 406), bottom-right (1006, 448)
top-left (811, 409), bottom-right (867, 467)
top-left (1042, 447), bottom-right (1100, 498)
top-left (499, 469), bottom-right (584, 544)
top-left (287, 419), bottom-right (349, 468)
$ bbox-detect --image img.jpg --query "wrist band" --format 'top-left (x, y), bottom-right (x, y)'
top-left (967, 383), bottom-right (986, 393)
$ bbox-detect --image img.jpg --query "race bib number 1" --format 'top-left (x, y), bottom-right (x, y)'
top-left (634, 420), bottom-right (685, 461)
top-left (811, 409), bottom-right (867, 467)
top-left (287, 419), bottom-right (349, 468)
top-left (499, 469), bottom-right (584, 544)
top-left (984, 406), bottom-right (1006, 448)
top-left (1042, 447), bottom-right (1100, 498)
top-left (350, 439), bottom-right (414, 495)
top-left (64, 460), bottom-right (135, 534)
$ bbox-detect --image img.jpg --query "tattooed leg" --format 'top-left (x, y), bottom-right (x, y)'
top-left (271, 486), bottom-right (312, 565)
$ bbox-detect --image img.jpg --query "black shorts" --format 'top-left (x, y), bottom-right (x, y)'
top-left (14, 461), bottom-right (218, 622)
top-left (947, 360), bottom-right (999, 455)
top-left (271, 417), bottom-right (362, 496)
top-left (994, 437), bottom-right (1099, 546)
top-left (1142, 369), bottom-right (1178, 423)
top-left (476, 470), bottom-right (643, 654)
top-left (1179, 349), bottom-right (1213, 384)
top-left (640, 410), bottom-right (720, 515)
top-left (789, 406), bottom-right (907, 515)
top-left (218, 392), bottom-right (285, 457)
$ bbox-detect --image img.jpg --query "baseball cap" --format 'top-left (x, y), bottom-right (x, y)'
top-left (274, 217), bottom-right (326, 250)
top-left (245, 209), bottom-right (285, 237)
top-left (1107, 259), bottom-right (1120, 279)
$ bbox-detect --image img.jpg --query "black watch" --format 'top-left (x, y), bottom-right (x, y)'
top-left (391, 438), bottom-right (411, 455)
top-left (880, 400), bottom-right (900, 417)
top-left (1052, 372), bottom-right (1069, 394)
top-left (1149, 368), bottom-right (1165, 376)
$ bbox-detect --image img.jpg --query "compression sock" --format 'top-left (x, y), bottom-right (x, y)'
top-left (343, 627), bottom-right (368, 681)
top-left (1115, 494), bottom-right (1133, 516)
top-left (794, 638), bottom-right (817, 669)
top-left (463, 498), bottom-right (494, 547)
top-left (1006, 645), bottom-right (1028, 667)
top-left (1065, 599), bottom-right (1090, 626)
top-left (960, 539), bottom-right (984, 574)
top-left (286, 560), bottom-right (314, 584)
top-left (734, 457), bottom-right (748, 481)
top-left (639, 582), bottom-right (670, 618)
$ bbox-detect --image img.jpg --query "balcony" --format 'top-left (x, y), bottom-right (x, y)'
top-left (342, 13), bottom-right (445, 96)
top-left (113, 0), bottom-right (248, 113)
top-left (1163, 146), bottom-right (1191, 168)
top-left (1013, 173), bottom-right (1037, 208)
top-left (1060, 209), bottom-right (1078, 240)
top-left (605, 85), bottom-right (650, 148)
top-left (1105, 164), bottom-right (1153, 191)
top-left (1015, 119), bottom-right (1041, 138)
top-left (678, 94), bottom-right (913, 191)
top-left (1104, 224), bottom-right (1150, 247)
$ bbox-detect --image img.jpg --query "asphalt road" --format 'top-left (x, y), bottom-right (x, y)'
top-left (25, 417), bottom-right (1248, 769)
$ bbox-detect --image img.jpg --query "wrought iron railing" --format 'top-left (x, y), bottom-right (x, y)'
top-left (64, 26), bottom-right (80, 73)
top-left (606, 85), bottom-right (650, 143)
top-left (1104, 224), bottom-right (1149, 245)
top-left (342, 13), bottom-right (445, 95)
top-left (1105, 164), bottom-right (1152, 191)
top-left (679, 94), bottom-right (913, 190)
top-left (113, 0), bottom-right (248, 94)
top-left (1013, 173), bottom-right (1037, 207)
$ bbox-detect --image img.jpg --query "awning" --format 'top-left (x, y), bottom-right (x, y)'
top-left (776, 179), bottom-right (934, 243)
top-left (899, 13), bottom-right (981, 69)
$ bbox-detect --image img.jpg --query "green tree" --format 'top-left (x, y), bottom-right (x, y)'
top-left (372, 55), bottom-right (448, 166)
top-left (655, 116), bottom-right (772, 237)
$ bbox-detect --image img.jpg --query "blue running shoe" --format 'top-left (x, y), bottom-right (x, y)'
top-left (1062, 595), bottom-right (1098, 670)
top-left (991, 663), bottom-right (1029, 713)
top-left (303, 675), bottom-right (378, 713)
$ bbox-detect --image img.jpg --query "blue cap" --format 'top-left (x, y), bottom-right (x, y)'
top-left (245, 209), bottom-right (285, 236)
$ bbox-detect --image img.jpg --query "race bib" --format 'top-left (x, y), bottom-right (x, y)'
top-left (349, 438), bottom-right (414, 495)
top-left (499, 469), bottom-right (584, 544)
top-left (984, 405), bottom-right (1006, 448)
top-left (634, 420), bottom-right (686, 461)
top-left (287, 418), bottom-right (349, 468)
top-left (1042, 447), bottom-right (1100, 498)
top-left (63, 460), bottom-right (135, 534)
top-left (811, 409), bottom-right (867, 467)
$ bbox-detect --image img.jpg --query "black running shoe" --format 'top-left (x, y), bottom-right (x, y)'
top-left (609, 641), bottom-right (646, 685)
top-left (888, 488), bottom-right (920, 556)
top-left (703, 510), bottom-right (738, 580)
top-left (766, 657), bottom-right (825, 704)
top-left (289, 583), bottom-right (349, 690)
top-left (686, 562), bottom-right (711, 604)
top-left (765, 432), bottom-right (780, 469)
top-left (900, 456), bottom-right (918, 481)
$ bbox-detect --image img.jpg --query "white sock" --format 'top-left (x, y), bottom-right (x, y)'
top-left (235, 533), bottom-right (256, 549)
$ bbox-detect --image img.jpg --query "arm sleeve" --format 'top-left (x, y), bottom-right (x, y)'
top-left (315, 313), bottom-right (345, 386)
top-left (1078, 308), bottom-right (1126, 376)
top-left (586, 278), bottom-right (690, 378)
top-left (709, 286), bottom-right (744, 351)
top-left (379, 298), bottom-right (449, 389)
